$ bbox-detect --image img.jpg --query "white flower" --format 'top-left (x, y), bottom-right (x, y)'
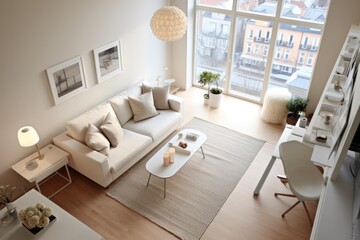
top-left (27, 215), bottom-right (39, 228)
top-left (42, 207), bottom-right (52, 217)
top-left (19, 203), bottom-right (53, 229)
top-left (37, 216), bottom-right (50, 228)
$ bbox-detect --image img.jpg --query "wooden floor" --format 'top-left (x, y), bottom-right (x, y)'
top-left (43, 87), bottom-right (318, 240)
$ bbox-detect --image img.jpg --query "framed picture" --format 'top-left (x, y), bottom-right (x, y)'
top-left (93, 40), bottom-right (123, 83)
top-left (46, 56), bottom-right (87, 105)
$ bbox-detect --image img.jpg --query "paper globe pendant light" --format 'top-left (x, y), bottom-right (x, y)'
top-left (150, 6), bottom-right (187, 42)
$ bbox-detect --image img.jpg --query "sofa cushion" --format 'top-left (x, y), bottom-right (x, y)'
top-left (85, 124), bottom-right (110, 154)
top-left (123, 110), bottom-right (181, 141)
top-left (100, 113), bottom-right (124, 147)
top-left (109, 96), bottom-right (133, 126)
top-left (142, 83), bottom-right (170, 110)
top-left (66, 102), bottom-right (114, 143)
top-left (128, 91), bottom-right (159, 122)
top-left (108, 129), bottom-right (152, 173)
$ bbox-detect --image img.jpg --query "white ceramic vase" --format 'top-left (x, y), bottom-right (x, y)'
top-left (209, 92), bottom-right (222, 108)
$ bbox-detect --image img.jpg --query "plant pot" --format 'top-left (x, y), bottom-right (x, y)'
top-left (204, 97), bottom-right (209, 105)
top-left (286, 113), bottom-right (298, 126)
top-left (209, 92), bottom-right (222, 108)
top-left (203, 94), bottom-right (209, 105)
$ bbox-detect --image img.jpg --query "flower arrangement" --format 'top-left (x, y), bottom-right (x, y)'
top-left (0, 185), bottom-right (16, 205)
top-left (18, 203), bottom-right (52, 229)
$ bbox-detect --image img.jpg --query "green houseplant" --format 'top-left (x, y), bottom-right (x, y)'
top-left (198, 71), bottom-right (220, 101)
top-left (286, 96), bottom-right (309, 125)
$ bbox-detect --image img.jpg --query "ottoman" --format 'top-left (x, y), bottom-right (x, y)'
top-left (260, 88), bottom-right (291, 124)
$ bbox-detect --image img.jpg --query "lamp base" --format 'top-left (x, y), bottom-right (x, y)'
top-left (26, 160), bottom-right (38, 170)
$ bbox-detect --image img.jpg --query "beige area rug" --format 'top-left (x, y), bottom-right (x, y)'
top-left (107, 117), bottom-right (265, 240)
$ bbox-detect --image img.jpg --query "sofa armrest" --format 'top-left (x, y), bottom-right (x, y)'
top-left (53, 132), bottom-right (112, 187)
top-left (168, 95), bottom-right (183, 114)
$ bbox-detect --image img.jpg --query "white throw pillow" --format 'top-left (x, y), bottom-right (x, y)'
top-left (109, 95), bottom-right (134, 126)
top-left (128, 91), bottom-right (159, 122)
top-left (100, 112), bottom-right (124, 147)
top-left (85, 124), bottom-right (110, 154)
top-left (66, 102), bottom-right (112, 143)
top-left (142, 83), bottom-right (170, 110)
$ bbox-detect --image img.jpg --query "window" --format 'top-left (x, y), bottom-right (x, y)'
top-left (263, 46), bottom-right (268, 56)
top-left (194, 0), bottom-right (330, 101)
top-left (257, 30), bottom-right (262, 40)
top-left (246, 43), bottom-right (251, 53)
top-left (284, 50), bottom-right (290, 61)
top-left (248, 29), bottom-right (253, 38)
top-left (301, 37), bottom-right (309, 49)
top-left (265, 31), bottom-right (270, 42)
top-left (254, 44), bottom-right (259, 54)
top-left (298, 52), bottom-right (305, 64)
top-left (288, 35), bottom-right (293, 46)
top-left (221, 24), bottom-right (230, 36)
top-left (210, 22), bottom-right (216, 33)
top-left (307, 54), bottom-right (314, 65)
top-left (312, 38), bottom-right (318, 50)
top-left (275, 49), bottom-right (281, 59)
top-left (278, 32), bottom-right (284, 44)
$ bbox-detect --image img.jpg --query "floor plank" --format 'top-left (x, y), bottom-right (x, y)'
top-left (44, 87), bottom-right (316, 240)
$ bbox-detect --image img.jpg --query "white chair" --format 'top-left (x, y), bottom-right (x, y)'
top-left (274, 140), bottom-right (324, 225)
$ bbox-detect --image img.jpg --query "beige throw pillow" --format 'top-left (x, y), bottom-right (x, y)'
top-left (142, 83), bottom-right (170, 110)
top-left (85, 124), bottom-right (110, 154)
top-left (128, 91), bottom-right (159, 122)
top-left (100, 113), bottom-right (124, 147)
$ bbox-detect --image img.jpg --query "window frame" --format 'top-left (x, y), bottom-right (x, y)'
top-left (193, 0), bottom-right (329, 103)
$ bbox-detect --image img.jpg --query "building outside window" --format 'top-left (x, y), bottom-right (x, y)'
top-left (195, 0), bottom-right (330, 100)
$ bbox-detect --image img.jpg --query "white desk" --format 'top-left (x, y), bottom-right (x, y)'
top-left (0, 189), bottom-right (103, 240)
top-left (253, 123), bottom-right (327, 195)
top-left (253, 125), bottom-right (303, 195)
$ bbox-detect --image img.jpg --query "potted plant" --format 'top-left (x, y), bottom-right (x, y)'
top-left (198, 71), bottom-right (219, 105)
top-left (209, 73), bottom-right (222, 108)
top-left (286, 96), bottom-right (309, 125)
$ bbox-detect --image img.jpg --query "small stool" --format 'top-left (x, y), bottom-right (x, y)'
top-left (260, 88), bottom-right (291, 124)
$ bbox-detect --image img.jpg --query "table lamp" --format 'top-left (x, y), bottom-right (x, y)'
top-left (17, 126), bottom-right (44, 161)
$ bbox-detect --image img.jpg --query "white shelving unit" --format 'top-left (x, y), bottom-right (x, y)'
top-left (309, 24), bottom-right (360, 240)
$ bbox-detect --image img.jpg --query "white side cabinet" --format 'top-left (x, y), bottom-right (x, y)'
top-left (12, 144), bottom-right (71, 198)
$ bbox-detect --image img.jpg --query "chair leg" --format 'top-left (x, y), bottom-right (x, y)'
top-left (281, 200), bottom-right (301, 217)
top-left (302, 201), bottom-right (313, 226)
top-left (274, 193), bottom-right (296, 198)
top-left (274, 192), bottom-right (314, 225)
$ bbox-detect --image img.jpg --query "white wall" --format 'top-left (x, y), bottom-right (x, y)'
top-left (0, 0), bottom-right (170, 194)
top-left (308, 0), bottom-right (360, 112)
top-left (171, 0), bottom-right (195, 90)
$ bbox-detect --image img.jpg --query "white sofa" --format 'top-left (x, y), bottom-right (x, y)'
top-left (53, 83), bottom-right (183, 187)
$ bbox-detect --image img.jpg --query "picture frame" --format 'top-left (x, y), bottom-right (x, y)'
top-left (93, 40), bottom-right (123, 83)
top-left (46, 56), bottom-right (87, 105)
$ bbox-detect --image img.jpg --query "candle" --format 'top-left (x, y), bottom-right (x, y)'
top-left (169, 148), bottom-right (175, 163)
top-left (163, 152), bottom-right (170, 166)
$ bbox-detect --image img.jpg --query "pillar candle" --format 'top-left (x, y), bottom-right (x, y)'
top-left (163, 152), bottom-right (170, 166)
top-left (169, 148), bottom-right (175, 163)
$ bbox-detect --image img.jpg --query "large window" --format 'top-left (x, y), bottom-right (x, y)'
top-left (194, 0), bottom-right (330, 101)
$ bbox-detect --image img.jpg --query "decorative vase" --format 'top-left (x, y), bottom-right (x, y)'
top-left (209, 92), bottom-right (222, 108)
top-left (1, 203), bottom-right (17, 225)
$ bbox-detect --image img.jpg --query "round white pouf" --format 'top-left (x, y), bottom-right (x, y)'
top-left (260, 88), bottom-right (291, 124)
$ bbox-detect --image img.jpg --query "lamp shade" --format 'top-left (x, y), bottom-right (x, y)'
top-left (18, 126), bottom-right (39, 147)
top-left (150, 6), bottom-right (187, 42)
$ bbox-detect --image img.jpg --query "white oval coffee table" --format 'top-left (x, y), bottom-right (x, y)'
top-left (145, 129), bottom-right (207, 198)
